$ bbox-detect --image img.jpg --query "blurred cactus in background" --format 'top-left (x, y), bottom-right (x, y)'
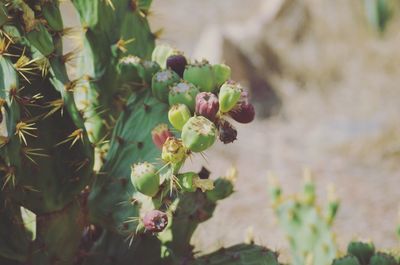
top-left (363, 0), bottom-right (395, 32)
top-left (269, 170), bottom-right (339, 265)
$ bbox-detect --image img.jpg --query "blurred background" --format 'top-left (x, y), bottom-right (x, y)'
top-left (64, 0), bottom-right (400, 261)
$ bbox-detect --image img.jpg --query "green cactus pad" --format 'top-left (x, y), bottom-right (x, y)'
top-left (159, 185), bottom-right (233, 262)
top-left (168, 81), bottom-right (200, 111)
top-left (41, 1), bottom-right (64, 31)
top-left (181, 116), bottom-right (217, 152)
top-left (183, 62), bottom-right (216, 92)
top-left (26, 23), bottom-right (55, 56)
top-left (152, 70), bottom-right (180, 103)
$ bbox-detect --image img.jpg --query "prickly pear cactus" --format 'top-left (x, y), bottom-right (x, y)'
top-left (332, 241), bottom-right (399, 265)
top-left (0, 1), bottom-right (271, 265)
top-left (269, 170), bottom-right (339, 265)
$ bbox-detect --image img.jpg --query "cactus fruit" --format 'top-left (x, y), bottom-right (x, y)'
top-left (333, 256), bottom-right (361, 265)
top-left (152, 123), bottom-right (174, 149)
top-left (168, 104), bottom-right (191, 131)
top-left (212, 63), bottom-right (231, 88)
top-left (183, 61), bottom-right (216, 92)
top-left (218, 120), bottom-right (238, 144)
top-left (219, 81), bottom-right (242, 113)
top-left (206, 177), bottom-right (235, 202)
top-left (195, 92), bottom-right (219, 122)
top-left (168, 81), bottom-right (200, 111)
top-left (142, 210), bottom-right (168, 233)
top-left (347, 241), bottom-right (375, 264)
top-left (229, 101), bottom-right (256, 123)
top-left (166, 54), bottom-right (187, 77)
top-left (161, 137), bottom-right (187, 164)
top-left (131, 162), bottom-right (160, 197)
top-left (152, 69), bottom-right (180, 102)
top-left (181, 116), bottom-right (217, 152)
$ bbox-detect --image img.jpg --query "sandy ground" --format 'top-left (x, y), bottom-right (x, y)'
top-left (149, 0), bottom-right (400, 260)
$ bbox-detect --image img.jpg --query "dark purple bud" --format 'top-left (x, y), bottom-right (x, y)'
top-left (142, 210), bottom-right (168, 233)
top-left (195, 92), bottom-right (219, 121)
top-left (198, 166), bottom-right (211, 179)
top-left (166, 54), bottom-right (187, 77)
top-left (218, 120), bottom-right (237, 144)
top-left (229, 102), bottom-right (255, 124)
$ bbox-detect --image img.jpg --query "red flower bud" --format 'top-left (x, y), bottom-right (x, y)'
top-left (151, 123), bottom-right (174, 149)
